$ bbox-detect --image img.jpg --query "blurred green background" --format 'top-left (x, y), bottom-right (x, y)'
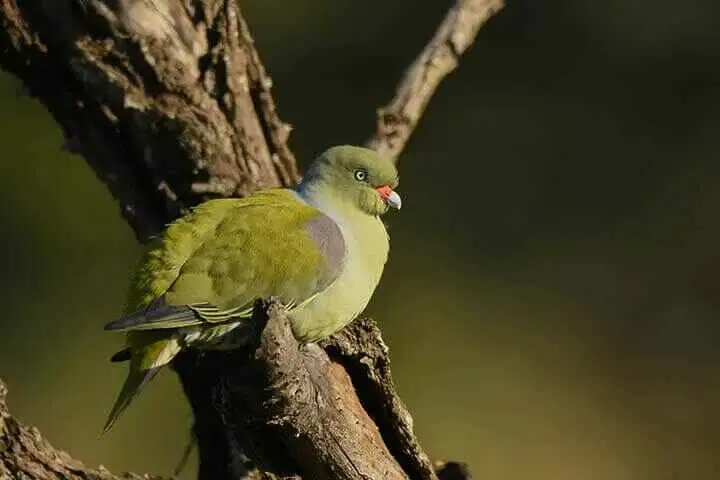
top-left (1, 0), bottom-right (719, 478)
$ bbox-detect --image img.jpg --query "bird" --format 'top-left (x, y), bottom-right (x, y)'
top-left (101, 145), bottom-right (401, 432)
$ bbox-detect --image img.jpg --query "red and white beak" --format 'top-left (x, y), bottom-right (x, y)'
top-left (376, 185), bottom-right (402, 210)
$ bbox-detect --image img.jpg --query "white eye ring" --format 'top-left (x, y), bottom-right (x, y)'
top-left (354, 169), bottom-right (368, 182)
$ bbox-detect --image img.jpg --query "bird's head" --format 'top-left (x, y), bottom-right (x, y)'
top-left (301, 145), bottom-right (401, 216)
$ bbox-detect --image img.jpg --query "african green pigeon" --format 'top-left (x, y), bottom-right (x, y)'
top-left (102, 145), bottom-right (401, 431)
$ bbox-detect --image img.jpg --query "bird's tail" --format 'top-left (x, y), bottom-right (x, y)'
top-left (102, 336), bottom-right (181, 433)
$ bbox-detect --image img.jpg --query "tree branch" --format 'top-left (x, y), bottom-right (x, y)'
top-left (176, 302), bottom-right (410, 480)
top-left (175, 303), bottom-right (472, 480)
top-left (0, 379), bottom-right (161, 480)
top-left (366, 0), bottom-right (504, 159)
top-left (0, 0), bottom-right (502, 478)
top-left (0, 0), bottom-right (299, 240)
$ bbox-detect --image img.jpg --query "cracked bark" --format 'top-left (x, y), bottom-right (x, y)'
top-left (0, 0), bottom-right (502, 478)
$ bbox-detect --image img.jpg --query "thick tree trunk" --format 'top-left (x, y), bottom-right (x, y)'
top-left (0, 0), bottom-right (503, 478)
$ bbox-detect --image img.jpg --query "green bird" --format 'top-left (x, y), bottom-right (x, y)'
top-left (102, 145), bottom-right (401, 432)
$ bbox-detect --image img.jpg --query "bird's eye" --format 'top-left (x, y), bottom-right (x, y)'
top-left (354, 169), bottom-right (368, 182)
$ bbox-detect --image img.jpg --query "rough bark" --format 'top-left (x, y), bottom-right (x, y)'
top-left (175, 302), bottom-right (473, 480)
top-left (0, 0), bottom-right (502, 478)
top-left (0, 0), bottom-right (299, 240)
top-left (0, 380), bottom-right (161, 480)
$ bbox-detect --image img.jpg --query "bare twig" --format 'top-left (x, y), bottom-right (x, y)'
top-left (366, 0), bottom-right (504, 159)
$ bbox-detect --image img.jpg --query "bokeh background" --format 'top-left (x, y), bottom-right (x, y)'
top-left (1, 0), bottom-right (719, 478)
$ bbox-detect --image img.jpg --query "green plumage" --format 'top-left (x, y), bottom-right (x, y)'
top-left (103, 145), bottom-right (400, 432)
top-left (128, 191), bottom-right (334, 312)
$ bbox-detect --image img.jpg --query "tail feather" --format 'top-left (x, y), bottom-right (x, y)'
top-left (102, 366), bottom-right (161, 433)
top-left (110, 348), bottom-right (131, 363)
top-left (172, 426), bottom-right (197, 478)
top-left (102, 337), bottom-right (182, 433)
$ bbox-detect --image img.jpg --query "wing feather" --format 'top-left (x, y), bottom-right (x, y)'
top-left (108, 189), bottom-right (346, 331)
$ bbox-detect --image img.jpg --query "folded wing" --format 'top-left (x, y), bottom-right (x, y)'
top-left (105, 190), bottom-right (346, 332)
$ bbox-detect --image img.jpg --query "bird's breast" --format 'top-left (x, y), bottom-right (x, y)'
top-left (291, 215), bottom-right (389, 342)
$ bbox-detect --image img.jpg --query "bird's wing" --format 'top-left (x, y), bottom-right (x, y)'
top-left (105, 189), bottom-right (346, 331)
